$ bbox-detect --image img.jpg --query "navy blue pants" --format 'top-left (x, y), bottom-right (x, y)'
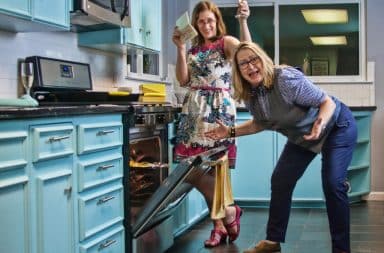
top-left (266, 103), bottom-right (357, 253)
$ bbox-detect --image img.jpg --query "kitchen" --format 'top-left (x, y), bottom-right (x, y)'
top-left (0, 0), bottom-right (383, 253)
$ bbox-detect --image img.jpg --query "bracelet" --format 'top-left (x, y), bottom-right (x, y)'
top-left (229, 126), bottom-right (236, 138)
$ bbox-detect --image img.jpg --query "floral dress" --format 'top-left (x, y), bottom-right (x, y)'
top-left (174, 37), bottom-right (237, 168)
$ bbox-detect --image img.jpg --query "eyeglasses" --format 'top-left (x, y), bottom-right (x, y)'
top-left (238, 56), bottom-right (261, 70)
top-left (197, 18), bottom-right (216, 26)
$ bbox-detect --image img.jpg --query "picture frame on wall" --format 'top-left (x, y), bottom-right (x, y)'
top-left (311, 58), bottom-right (329, 76)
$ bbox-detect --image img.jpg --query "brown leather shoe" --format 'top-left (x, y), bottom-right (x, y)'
top-left (243, 240), bottom-right (281, 253)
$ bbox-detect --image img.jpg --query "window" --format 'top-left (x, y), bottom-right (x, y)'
top-left (220, 0), bottom-right (365, 82)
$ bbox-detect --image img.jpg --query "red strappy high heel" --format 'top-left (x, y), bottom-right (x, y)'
top-left (204, 229), bottom-right (228, 247)
top-left (225, 205), bottom-right (243, 243)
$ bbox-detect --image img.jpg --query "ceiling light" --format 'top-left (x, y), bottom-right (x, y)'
top-left (302, 9), bottom-right (348, 24)
top-left (310, 36), bottom-right (347, 45)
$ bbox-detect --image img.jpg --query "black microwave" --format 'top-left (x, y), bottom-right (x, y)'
top-left (71, 0), bottom-right (131, 32)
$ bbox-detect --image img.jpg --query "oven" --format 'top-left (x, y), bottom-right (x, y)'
top-left (123, 103), bottom-right (175, 253)
top-left (123, 103), bottom-right (227, 253)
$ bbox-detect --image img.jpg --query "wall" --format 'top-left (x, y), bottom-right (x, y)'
top-left (366, 0), bottom-right (384, 194)
top-left (0, 30), bottom-right (126, 99)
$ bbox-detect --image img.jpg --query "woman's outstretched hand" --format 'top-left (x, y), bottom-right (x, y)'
top-left (205, 120), bottom-right (229, 140)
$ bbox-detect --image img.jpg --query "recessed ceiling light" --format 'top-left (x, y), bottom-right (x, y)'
top-left (302, 9), bottom-right (348, 24)
top-left (310, 36), bottom-right (347, 45)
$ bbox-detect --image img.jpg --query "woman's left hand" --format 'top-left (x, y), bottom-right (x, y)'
top-left (205, 120), bottom-right (229, 140)
top-left (303, 117), bottom-right (325, 141)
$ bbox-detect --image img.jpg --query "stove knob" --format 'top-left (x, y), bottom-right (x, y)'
top-left (135, 115), bottom-right (145, 125)
top-left (156, 114), bottom-right (165, 124)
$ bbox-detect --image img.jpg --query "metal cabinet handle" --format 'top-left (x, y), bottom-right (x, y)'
top-left (98, 239), bottom-right (116, 250)
top-left (146, 30), bottom-right (151, 36)
top-left (47, 135), bottom-right (70, 143)
top-left (96, 164), bottom-right (115, 171)
top-left (96, 130), bottom-right (115, 136)
top-left (97, 195), bottom-right (115, 205)
top-left (64, 186), bottom-right (72, 195)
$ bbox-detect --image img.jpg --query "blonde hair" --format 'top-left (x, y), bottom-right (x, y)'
top-left (191, 1), bottom-right (227, 46)
top-left (232, 41), bottom-right (275, 102)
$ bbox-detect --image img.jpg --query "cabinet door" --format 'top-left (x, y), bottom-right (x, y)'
top-left (276, 134), bottom-right (324, 202)
top-left (232, 112), bottom-right (275, 200)
top-left (0, 128), bottom-right (29, 253)
top-left (142, 0), bottom-right (161, 51)
top-left (124, 0), bottom-right (144, 47)
top-left (0, 0), bottom-right (31, 17)
top-left (0, 177), bottom-right (29, 253)
top-left (34, 158), bottom-right (74, 253)
top-left (33, 0), bottom-right (69, 28)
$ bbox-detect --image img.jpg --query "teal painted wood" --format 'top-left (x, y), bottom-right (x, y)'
top-left (276, 134), bottom-right (324, 201)
top-left (0, 114), bottom-right (125, 253)
top-left (34, 163), bottom-right (73, 253)
top-left (232, 112), bottom-right (275, 200)
top-left (78, 0), bottom-right (161, 52)
top-left (0, 122), bottom-right (29, 253)
top-left (77, 121), bottom-right (123, 155)
top-left (124, 0), bottom-right (144, 47)
top-left (79, 226), bottom-right (125, 253)
top-left (31, 123), bottom-right (75, 162)
top-left (0, 0), bottom-right (31, 18)
top-left (232, 111), bottom-right (372, 206)
top-left (78, 184), bottom-right (124, 241)
top-left (33, 0), bottom-right (70, 29)
top-left (77, 152), bottom-right (123, 192)
top-left (142, 0), bottom-right (161, 51)
top-left (0, 0), bottom-right (70, 30)
top-left (347, 111), bottom-right (372, 201)
top-left (187, 188), bottom-right (208, 224)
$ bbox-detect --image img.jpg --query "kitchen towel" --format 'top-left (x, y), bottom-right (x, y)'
top-left (210, 153), bottom-right (234, 219)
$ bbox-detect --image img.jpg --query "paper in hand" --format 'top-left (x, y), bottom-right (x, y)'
top-left (176, 11), bottom-right (198, 43)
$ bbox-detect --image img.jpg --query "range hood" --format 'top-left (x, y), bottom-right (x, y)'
top-left (71, 0), bottom-right (131, 32)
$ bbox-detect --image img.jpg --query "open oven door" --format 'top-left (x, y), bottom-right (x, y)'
top-left (131, 146), bottom-right (227, 239)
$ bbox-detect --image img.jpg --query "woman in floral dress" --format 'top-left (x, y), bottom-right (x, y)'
top-left (172, 0), bottom-right (251, 247)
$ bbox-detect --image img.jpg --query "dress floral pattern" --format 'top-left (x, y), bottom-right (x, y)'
top-left (174, 37), bottom-right (237, 167)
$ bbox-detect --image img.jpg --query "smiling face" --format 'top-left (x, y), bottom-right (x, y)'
top-left (236, 48), bottom-right (264, 87)
top-left (196, 10), bottom-right (217, 42)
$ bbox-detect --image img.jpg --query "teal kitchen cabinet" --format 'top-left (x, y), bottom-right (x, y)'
top-left (29, 121), bottom-right (75, 253)
top-left (232, 110), bottom-right (372, 207)
top-left (232, 112), bottom-right (275, 203)
top-left (0, 121), bottom-right (29, 253)
top-left (78, 0), bottom-right (161, 52)
top-left (168, 122), bottom-right (209, 236)
top-left (75, 115), bottom-right (125, 253)
top-left (0, 114), bottom-right (125, 253)
top-left (0, 0), bottom-right (31, 18)
top-left (124, 0), bottom-right (162, 51)
top-left (0, 0), bottom-right (70, 31)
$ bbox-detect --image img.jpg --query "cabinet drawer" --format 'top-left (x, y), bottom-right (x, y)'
top-left (0, 131), bottom-right (28, 172)
top-left (78, 153), bottom-right (123, 192)
top-left (77, 122), bottom-right (123, 155)
top-left (79, 226), bottom-right (124, 253)
top-left (31, 123), bottom-right (74, 162)
top-left (78, 184), bottom-right (124, 240)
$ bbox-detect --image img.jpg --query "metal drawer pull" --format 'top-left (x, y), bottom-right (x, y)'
top-left (97, 195), bottom-right (115, 205)
top-left (98, 239), bottom-right (116, 250)
top-left (64, 186), bottom-right (72, 195)
top-left (96, 130), bottom-right (115, 136)
top-left (96, 164), bottom-right (115, 171)
top-left (47, 135), bottom-right (70, 143)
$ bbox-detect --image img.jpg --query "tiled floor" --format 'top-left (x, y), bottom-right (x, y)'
top-left (166, 201), bottom-right (384, 253)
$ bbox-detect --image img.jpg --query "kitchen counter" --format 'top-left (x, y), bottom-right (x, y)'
top-left (0, 104), bottom-right (133, 120)
top-left (236, 106), bottom-right (377, 112)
